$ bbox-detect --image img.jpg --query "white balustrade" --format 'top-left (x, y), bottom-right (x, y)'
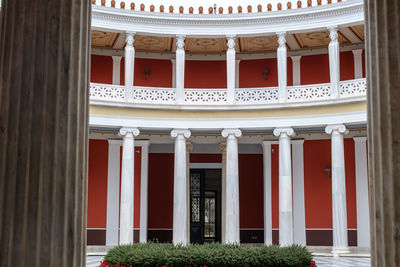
top-left (185, 88), bottom-right (227, 104)
top-left (339, 78), bottom-right (367, 97)
top-left (235, 87), bottom-right (279, 104)
top-left (89, 78), bottom-right (366, 107)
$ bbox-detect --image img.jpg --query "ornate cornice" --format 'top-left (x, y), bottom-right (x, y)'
top-left (92, 0), bottom-right (364, 36)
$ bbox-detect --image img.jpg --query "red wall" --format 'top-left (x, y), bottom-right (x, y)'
top-left (301, 54), bottom-right (330, 85)
top-left (148, 153), bottom-right (174, 228)
top-left (303, 139), bottom-right (357, 229)
top-left (91, 55), bottom-right (113, 84)
top-left (239, 59), bottom-right (279, 88)
top-left (340, 51), bottom-right (355, 81)
top-left (87, 140), bottom-right (109, 228)
top-left (185, 61), bottom-right (227, 88)
top-left (239, 154), bottom-right (264, 228)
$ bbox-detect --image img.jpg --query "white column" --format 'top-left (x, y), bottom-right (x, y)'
top-left (175, 35), bottom-right (186, 104)
top-left (273, 127), bottom-right (295, 246)
top-left (328, 26), bottom-right (340, 98)
top-left (112, 56), bottom-right (122, 85)
top-left (171, 59), bottom-right (176, 88)
top-left (325, 124), bottom-right (349, 255)
top-left (277, 32), bottom-right (287, 102)
top-left (226, 35), bottom-right (236, 104)
top-left (291, 56), bottom-right (301, 86)
top-left (262, 141), bottom-right (273, 245)
top-left (125, 32), bottom-right (136, 100)
top-left (186, 142), bottom-right (193, 242)
top-left (106, 140), bottom-right (122, 246)
top-left (221, 129), bottom-right (242, 243)
top-left (235, 59), bottom-right (240, 88)
top-left (352, 49), bottom-right (363, 79)
top-left (171, 129), bottom-right (191, 245)
top-left (292, 140), bottom-right (306, 246)
top-left (118, 127), bottom-right (140, 245)
top-left (139, 141), bottom-right (150, 243)
top-left (218, 142), bottom-right (227, 244)
top-left (353, 137), bottom-right (370, 247)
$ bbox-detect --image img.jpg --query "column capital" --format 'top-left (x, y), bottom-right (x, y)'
top-left (291, 55), bottom-right (302, 61)
top-left (176, 35), bottom-right (186, 49)
top-left (135, 140), bottom-right (150, 147)
top-left (125, 32), bottom-right (136, 46)
top-left (273, 127), bottom-right (295, 137)
top-left (352, 49), bottom-right (363, 56)
top-left (325, 124), bottom-right (348, 135)
top-left (112, 55), bottom-right (122, 62)
top-left (262, 140), bottom-right (276, 147)
top-left (328, 26), bottom-right (339, 41)
top-left (226, 35), bottom-right (236, 49)
top-left (221, 128), bottom-right (242, 138)
top-left (277, 32), bottom-right (287, 47)
top-left (291, 139), bottom-right (305, 145)
top-left (353, 136), bottom-right (367, 143)
top-left (171, 59), bottom-right (176, 63)
top-left (119, 127), bottom-right (140, 137)
top-left (108, 139), bottom-right (123, 146)
top-left (171, 129), bottom-right (191, 138)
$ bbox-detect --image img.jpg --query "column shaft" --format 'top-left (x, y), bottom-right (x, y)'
top-left (354, 137), bottom-right (370, 247)
top-left (171, 129), bottom-right (191, 245)
top-left (219, 142), bottom-right (227, 244)
top-left (226, 36), bottom-right (236, 104)
top-left (326, 125), bottom-right (349, 254)
top-left (235, 59), bottom-right (240, 88)
top-left (175, 36), bottom-right (185, 104)
top-left (292, 140), bottom-right (306, 246)
top-left (106, 140), bottom-right (122, 246)
top-left (352, 49), bottom-right (363, 79)
top-left (0, 0), bottom-right (90, 265)
top-left (277, 33), bottom-right (287, 102)
top-left (125, 32), bottom-right (135, 100)
top-left (112, 56), bottom-right (122, 85)
top-left (291, 56), bottom-right (301, 86)
top-left (222, 129), bottom-right (242, 243)
top-left (171, 59), bottom-right (176, 88)
top-left (328, 27), bottom-right (340, 97)
top-left (273, 128), bottom-right (295, 246)
top-left (119, 128), bottom-right (140, 244)
top-left (262, 142), bottom-right (273, 245)
top-left (139, 141), bottom-right (150, 243)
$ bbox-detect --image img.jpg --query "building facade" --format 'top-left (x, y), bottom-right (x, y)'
top-left (87, 0), bottom-right (369, 255)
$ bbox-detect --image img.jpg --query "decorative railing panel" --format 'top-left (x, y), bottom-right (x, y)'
top-left (184, 89), bottom-right (227, 104)
top-left (90, 83), bottom-right (125, 101)
top-left (287, 83), bottom-right (332, 102)
top-left (339, 78), bottom-right (367, 97)
top-left (132, 87), bottom-right (176, 103)
top-left (235, 87), bottom-right (279, 104)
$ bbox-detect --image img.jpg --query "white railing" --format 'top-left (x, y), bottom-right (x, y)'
top-left (89, 78), bottom-right (366, 107)
top-left (185, 88), bottom-right (227, 104)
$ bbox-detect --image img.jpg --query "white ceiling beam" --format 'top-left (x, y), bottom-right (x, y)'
top-left (112, 33), bottom-right (126, 49)
top-left (339, 27), bottom-right (362, 43)
top-left (286, 34), bottom-right (301, 50)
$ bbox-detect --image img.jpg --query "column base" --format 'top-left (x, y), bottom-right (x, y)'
top-left (331, 247), bottom-right (351, 257)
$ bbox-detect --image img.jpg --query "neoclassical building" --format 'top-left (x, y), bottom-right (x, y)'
top-left (86, 0), bottom-right (368, 255)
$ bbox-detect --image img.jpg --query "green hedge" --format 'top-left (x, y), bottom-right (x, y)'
top-left (103, 243), bottom-right (313, 267)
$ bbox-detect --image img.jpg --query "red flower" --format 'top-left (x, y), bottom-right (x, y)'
top-left (100, 261), bottom-right (110, 267)
top-left (310, 260), bottom-right (316, 267)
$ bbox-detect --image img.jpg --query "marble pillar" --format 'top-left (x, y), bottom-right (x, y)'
top-left (277, 32), bottom-right (287, 102)
top-left (328, 26), bottom-right (340, 97)
top-left (365, 1), bottom-right (400, 264)
top-left (262, 141), bottom-right (273, 245)
top-left (112, 56), bottom-right (122, 85)
top-left (218, 142), bottom-right (227, 244)
top-left (0, 0), bottom-right (90, 265)
top-left (273, 127), bottom-right (295, 246)
top-left (139, 141), bottom-right (150, 243)
top-left (325, 124), bottom-right (349, 255)
top-left (291, 56), bottom-right (301, 86)
top-left (175, 35), bottom-right (186, 104)
top-left (171, 129), bottom-right (191, 245)
top-left (221, 129), bottom-right (242, 244)
top-left (226, 35), bottom-right (236, 104)
top-left (125, 32), bottom-right (136, 100)
top-left (352, 49), bottom-right (363, 79)
top-left (119, 127), bottom-right (140, 244)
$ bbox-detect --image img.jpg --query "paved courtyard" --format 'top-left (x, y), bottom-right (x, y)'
top-left (86, 255), bottom-right (371, 267)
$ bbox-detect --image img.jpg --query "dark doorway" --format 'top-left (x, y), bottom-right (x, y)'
top-left (190, 169), bottom-right (222, 244)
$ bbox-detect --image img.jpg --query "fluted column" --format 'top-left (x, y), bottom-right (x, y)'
top-left (139, 141), bottom-right (150, 243)
top-left (325, 124), bottom-right (349, 255)
top-left (221, 129), bottom-right (242, 244)
top-left (352, 49), bottom-right (363, 79)
top-left (119, 127), bottom-right (140, 245)
top-left (226, 35), bottom-right (236, 104)
top-left (262, 141), bottom-right (273, 245)
top-left (277, 32), bottom-right (287, 102)
top-left (125, 32), bottom-right (135, 100)
top-left (218, 142), bottom-right (227, 244)
top-left (328, 27), bottom-right (340, 98)
top-left (0, 0), bottom-right (90, 265)
top-left (273, 127), bottom-right (295, 246)
top-left (171, 129), bottom-right (191, 245)
top-left (365, 1), bottom-right (400, 264)
top-left (175, 35), bottom-right (186, 104)
top-left (112, 56), bottom-right (122, 85)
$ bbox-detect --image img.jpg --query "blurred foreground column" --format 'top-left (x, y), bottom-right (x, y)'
top-left (0, 0), bottom-right (91, 266)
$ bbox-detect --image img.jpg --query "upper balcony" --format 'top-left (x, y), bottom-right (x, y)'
top-left (90, 78), bottom-right (366, 110)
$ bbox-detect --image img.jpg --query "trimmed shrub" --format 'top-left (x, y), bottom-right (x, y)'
top-left (103, 242), bottom-right (313, 267)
